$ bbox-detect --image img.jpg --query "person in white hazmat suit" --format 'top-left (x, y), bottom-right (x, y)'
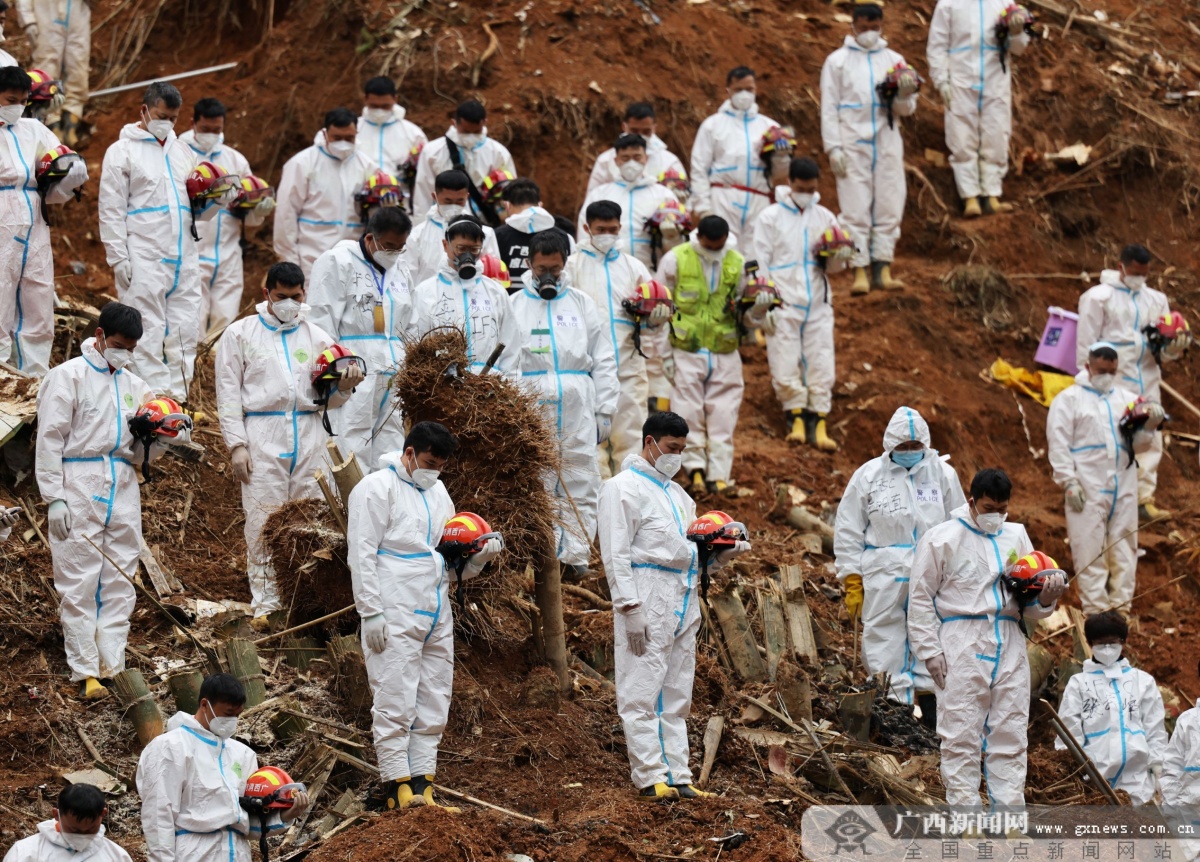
top-left (820, 2), bottom-right (917, 293)
top-left (588, 102), bottom-right (687, 195)
top-left (1046, 342), bottom-right (1163, 615)
top-left (834, 406), bottom-right (966, 711)
top-left (35, 303), bottom-right (174, 700)
top-left (0, 65), bottom-right (87, 377)
top-left (15, 0), bottom-right (89, 140)
top-left (908, 468), bottom-right (1067, 808)
top-left (403, 169), bottom-right (500, 287)
top-left (564, 199), bottom-right (656, 479)
top-left (689, 66), bottom-right (778, 252)
top-left (411, 215), bottom-right (522, 376)
top-left (357, 75), bottom-right (427, 210)
top-left (179, 97), bottom-right (273, 335)
top-left (927, 0), bottom-right (1033, 216)
top-left (1055, 611), bottom-right (1167, 806)
top-left (4, 783), bottom-right (133, 862)
top-left (215, 262), bottom-right (362, 625)
top-left (98, 82), bottom-right (203, 400)
top-left (598, 411), bottom-right (750, 799)
top-left (511, 231), bottom-right (620, 577)
top-left (138, 674), bottom-right (311, 862)
top-left (274, 107), bottom-right (376, 277)
top-left (307, 206), bottom-right (413, 472)
top-left (1075, 244), bottom-right (1177, 522)
top-left (411, 99), bottom-right (516, 227)
top-left (348, 421), bottom-right (503, 811)
top-left (753, 157), bottom-right (850, 450)
top-left (1163, 674), bottom-right (1200, 858)
top-left (578, 134), bottom-right (680, 271)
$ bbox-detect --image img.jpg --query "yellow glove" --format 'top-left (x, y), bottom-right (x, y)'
top-left (844, 574), bottom-right (863, 621)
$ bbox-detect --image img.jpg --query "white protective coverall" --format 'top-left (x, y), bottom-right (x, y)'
top-left (215, 302), bottom-right (347, 616)
top-left (0, 116), bottom-right (85, 376)
top-left (273, 130), bottom-right (376, 277)
top-left (689, 99), bottom-right (778, 252)
top-left (908, 504), bottom-right (1057, 807)
top-left (35, 338), bottom-right (154, 682)
top-left (588, 133), bottom-right (687, 194)
top-left (177, 130), bottom-right (267, 334)
top-left (820, 36), bottom-right (917, 267)
top-left (1055, 657), bottom-right (1167, 805)
top-left (356, 105), bottom-right (427, 208)
top-left (563, 239), bottom-right (652, 479)
top-left (3, 820), bottom-right (133, 862)
top-left (411, 261), bottom-right (522, 376)
top-left (834, 407), bottom-right (966, 703)
top-left (17, 0), bottom-right (90, 121)
top-left (411, 126), bottom-right (516, 226)
top-left (497, 205), bottom-right (575, 283)
top-left (511, 275), bottom-right (620, 566)
top-left (753, 191), bottom-right (845, 414)
top-left (98, 124), bottom-right (200, 399)
top-left (347, 452), bottom-right (458, 781)
top-left (1076, 270), bottom-right (1173, 503)
top-left (1046, 370), bottom-right (1151, 614)
top-left (578, 176), bottom-right (679, 271)
top-left (1163, 707), bottom-right (1200, 858)
top-left (308, 239), bottom-right (414, 471)
top-left (401, 203), bottom-right (500, 288)
top-left (927, 0), bottom-right (1030, 200)
top-left (137, 712), bottom-right (283, 862)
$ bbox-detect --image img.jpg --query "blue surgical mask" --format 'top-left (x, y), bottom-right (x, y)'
top-left (892, 450), bottom-right (924, 470)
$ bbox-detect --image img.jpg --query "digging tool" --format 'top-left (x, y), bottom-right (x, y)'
top-left (89, 63), bottom-right (239, 98)
top-left (480, 342), bottom-right (506, 375)
top-left (1040, 698), bottom-right (1121, 804)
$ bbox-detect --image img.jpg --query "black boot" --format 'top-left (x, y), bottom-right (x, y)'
top-left (916, 692), bottom-right (937, 733)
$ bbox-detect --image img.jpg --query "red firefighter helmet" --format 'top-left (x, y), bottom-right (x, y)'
top-left (230, 174), bottom-right (274, 211)
top-left (686, 511), bottom-right (748, 549)
top-left (439, 512), bottom-right (499, 554)
top-left (355, 169), bottom-right (403, 212)
top-left (1156, 311), bottom-right (1191, 340)
top-left (242, 765), bottom-right (306, 810)
top-left (187, 161), bottom-right (240, 206)
top-left (36, 143), bottom-right (81, 184)
top-left (815, 225), bottom-right (856, 260)
top-left (480, 254), bottom-right (511, 291)
top-left (26, 69), bottom-right (62, 104)
top-left (311, 344), bottom-right (367, 400)
top-left (657, 166), bottom-right (691, 197)
top-left (999, 3), bottom-right (1035, 29)
top-left (882, 63), bottom-right (924, 96)
top-left (135, 397), bottom-right (192, 438)
top-left (400, 143), bottom-right (423, 185)
top-left (645, 198), bottom-right (693, 235)
top-left (740, 275), bottom-right (782, 310)
top-left (481, 168), bottom-right (515, 204)
top-left (622, 279), bottom-right (674, 318)
top-left (761, 125), bottom-right (797, 158)
top-left (1002, 550), bottom-right (1061, 596)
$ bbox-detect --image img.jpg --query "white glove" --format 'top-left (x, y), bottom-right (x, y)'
top-left (716, 539), bottom-right (751, 565)
top-left (1144, 401), bottom-right (1165, 429)
top-left (254, 196), bottom-right (276, 217)
top-left (362, 613), bottom-right (389, 653)
top-left (760, 308), bottom-right (778, 337)
top-left (938, 83), bottom-right (953, 109)
top-left (662, 354), bottom-right (676, 385)
top-left (926, 653), bottom-right (948, 689)
top-left (337, 361), bottom-right (365, 392)
top-left (48, 499), bottom-right (71, 541)
top-left (897, 77), bottom-right (920, 99)
top-left (753, 286), bottom-right (774, 307)
top-left (828, 147), bottom-right (849, 179)
top-left (0, 507), bottom-right (20, 530)
top-left (596, 413), bottom-right (612, 443)
top-left (44, 159), bottom-right (89, 205)
top-left (281, 789), bottom-right (311, 822)
top-left (114, 260), bottom-right (133, 291)
top-left (1151, 763), bottom-right (1163, 781)
top-left (471, 536), bottom-right (503, 567)
top-left (1064, 480), bottom-right (1086, 513)
top-left (230, 445), bottom-right (253, 484)
top-left (168, 426), bottom-right (192, 446)
top-left (649, 303), bottom-right (672, 325)
top-left (1038, 571), bottom-right (1067, 605)
top-left (622, 606), bottom-right (650, 657)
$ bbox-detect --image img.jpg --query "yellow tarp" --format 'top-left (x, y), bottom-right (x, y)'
top-left (990, 358), bottom-right (1076, 407)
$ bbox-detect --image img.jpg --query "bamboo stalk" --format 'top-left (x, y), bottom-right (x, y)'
top-left (166, 670), bottom-right (203, 715)
top-left (327, 440), bottom-right (365, 507)
top-left (252, 604), bottom-right (356, 645)
top-left (112, 669), bottom-right (164, 746)
top-left (535, 548), bottom-right (570, 693)
top-left (314, 469), bottom-right (347, 535)
top-left (226, 639), bottom-right (267, 708)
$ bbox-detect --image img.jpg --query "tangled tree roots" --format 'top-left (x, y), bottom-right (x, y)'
top-left (945, 265), bottom-right (1016, 332)
top-left (265, 498), bottom-right (352, 632)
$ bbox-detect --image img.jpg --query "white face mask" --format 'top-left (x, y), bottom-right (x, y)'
top-left (412, 467), bottom-right (440, 490)
top-left (591, 233), bottom-right (618, 253)
top-left (1091, 643), bottom-right (1123, 665)
top-left (327, 140), bottom-right (355, 159)
top-left (973, 507), bottom-right (1007, 535)
top-left (437, 203), bottom-right (465, 222)
top-left (1122, 273), bottom-right (1146, 291)
top-left (61, 832), bottom-right (97, 852)
top-left (729, 90), bottom-right (756, 111)
top-left (618, 160), bottom-right (645, 182)
top-left (0, 104), bottom-right (22, 127)
top-left (193, 131), bottom-right (221, 152)
top-left (271, 298), bottom-right (302, 323)
top-left (146, 118), bottom-right (174, 141)
top-left (205, 703), bottom-right (238, 739)
top-left (651, 440), bottom-right (682, 479)
top-left (792, 192), bottom-right (815, 209)
top-left (855, 29), bottom-right (882, 49)
top-left (364, 107), bottom-right (393, 124)
top-left (458, 132), bottom-right (484, 149)
top-left (694, 240), bottom-right (724, 260)
top-left (1089, 372), bottom-right (1115, 392)
top-left (103, 347), bottom-right (133, 370)
top-left (372, 249), bottom-right (401, 270)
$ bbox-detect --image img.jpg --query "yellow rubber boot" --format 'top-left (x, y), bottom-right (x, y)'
top-left (676, 784), bottom-right (715, 799)
top-left (80, 677), bottom-right (108, 700)
top-left (647, 397), bottom-right (670, 415)
top-left (713, 480), bottom-right (730, 495)
top-left (785, 410), bottom-right (807, 443)
top-left (384, 778), bottom-right (422, 811)
top-left (878, 264), bottom-right (904, 290)
top-left (963, 197), bottom-right (983, 218)
top-left (985, 196), bottom-right (1013, 214)
top-left (1139, 501), bottom-right (1172, 522)
top-left (691, 470), bottom-right (706, 495)
top-left (250, 615), bottom-right (271, 633)
top-left (851, 267), bottom-right (870, 295)
top-left (814, 414), bottom-right (839, 452)
top-left (639, 782), bottom-right (681, 802)
top-left (418, 775), bottom-right (460, 812)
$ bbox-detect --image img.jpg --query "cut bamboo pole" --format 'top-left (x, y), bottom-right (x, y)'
top-left (314, 469), bottom-right (347, 536)
top-left (326, 635), bottom-right (372, 722)
top-left (269, 698), bottom-right (309, 744)
top-left (112, 669), bottom-right (164, 746)
top-left (535, 547), bottom-right (570, 693)
top-left (226, 639), bottom-right (267, 708)
top-left (760, 584), bottom-right (788, 682)
top-left (708, 586), bottom-right (767, 683)
top-left (166, 670), bottom-right (203, 715)
top-left (282, 636), bottom-right (321, 671)
top-left (327, 440), bottom-right (365, 507)
top-left (698, 715), bottom-right (725, 788)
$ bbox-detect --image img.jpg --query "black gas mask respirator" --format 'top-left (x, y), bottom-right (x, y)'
top-left (536, 271), bottom-right (560, 300)
top-left (455, 252), bottom-right (478, 279)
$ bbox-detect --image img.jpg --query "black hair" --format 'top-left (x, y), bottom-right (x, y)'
top-left (266, 262), bottom-right (305, 292)
top-left (454, 99), bottom-right (487, 124)
top-left (644, 411), bottom-right (689, 442)
top-left (528, 229), bottom-right (569, 264)
top-left (435, 170), bottom-right (470, 193)
top-left (367, 205), bottom-right (412, 238)
top-left (192, 97), bottom-right (226, 122)
top-left (324, 107), bottom-right (357, 130)
top-left (969, 468), bottom-right (1012, 503)
top-left (853, 3), bottom-right (884, 21)
top-left (789, 157), bottom-right (820, 181)
top-left (625, 102), bottom-right (656, 121)
top-left (406, 421), bottom-right (458, 458)
top-left (1088, 344), bottom-right (1119, 362)
top-left (143, 81), bottom-right (182, 110)
top-left (697, 215), bottom-right (730, 241)
top-left (586, 200), bottom-right (623, 224)
top-left (1119, 244), bottom-right (1151, 266)
top-left (503, 178), bottom-right (541, 207)
top-left (726, 66), bottom-right (755, 85)
top-left (445, 214), bottom-right (484, 243)
top-left (98, 302), bottom-right (144, 341)
top-left (57, 784), bottom-right (106, 821)
top-left (614, 133), bottom-right (647, 153)
top-left (0, 66), bottom-right (31, 95)
top-left (1084, 610), bottom-right (1129, 644)
top-left (198, 672), bottom-right (246, 709)
top-left (364, 76), bottom-right (397, 97)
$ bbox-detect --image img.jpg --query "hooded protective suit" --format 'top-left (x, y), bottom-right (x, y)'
top-left (215, 302), bottom-right (347, 616)
top-left (137, 712), bottom-right (283, 862)
top-left (689, 99), bottom-right (778, 252)
top-left (356, 104), bottom-right (427, 205)
top-left (495, 205), bottom-right (575, 283)
top-left (347, 452), bottom-right (458, 781)
top-left (411, 260), bottom-right (522, 376)
top-left (753, 191), bottom-right (845, 414)
top-left (411, 126), bottom-right (516, 226)
top-left (834, 407), bottom-right (966, 703)
top-left (177, 130), bottom-right (267, 334)
top-left (1046, 370), bottom-right (1151, 614)
top-left (1076, 270), bottom-right (1173, 504)
top-left (0, 116), bottom-right (85, 376)
top-left (588, 133), bottom-right (687, 194)
top-left (98, 123), bottom-right (201, 399)
top-left (577, 177), bottom-right (679, 270)
top-left (1163, 706), bottom-right (1200, 854)
top-left (908, 505), bottom-right (1057, 807)
top-left (927, 0), bottom-right (1031, 200)
top-left (3, 820), bottom-right (133, 862)
top-left (307, 239), bottom-right (414, 471)
top-left (510, 275), bottom-right (620, 566)
top-left (401, 203), bottom-right (500, 288)
top-left (273, 129), bottom-right (376, 276)
top-left (563, 239), bottom-right (652, 478)
top-left (16, 0), bottom-right (90, 122)
top-left (820, 36), bottom-right (916, 266)
top-left (36, 337), bottom-right (154, 682)
top-left (1055, 656), bottom-right (1167, 805)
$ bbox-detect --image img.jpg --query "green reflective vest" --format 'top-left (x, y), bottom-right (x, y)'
top-left (668, 243), bottom-right (744, 354)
